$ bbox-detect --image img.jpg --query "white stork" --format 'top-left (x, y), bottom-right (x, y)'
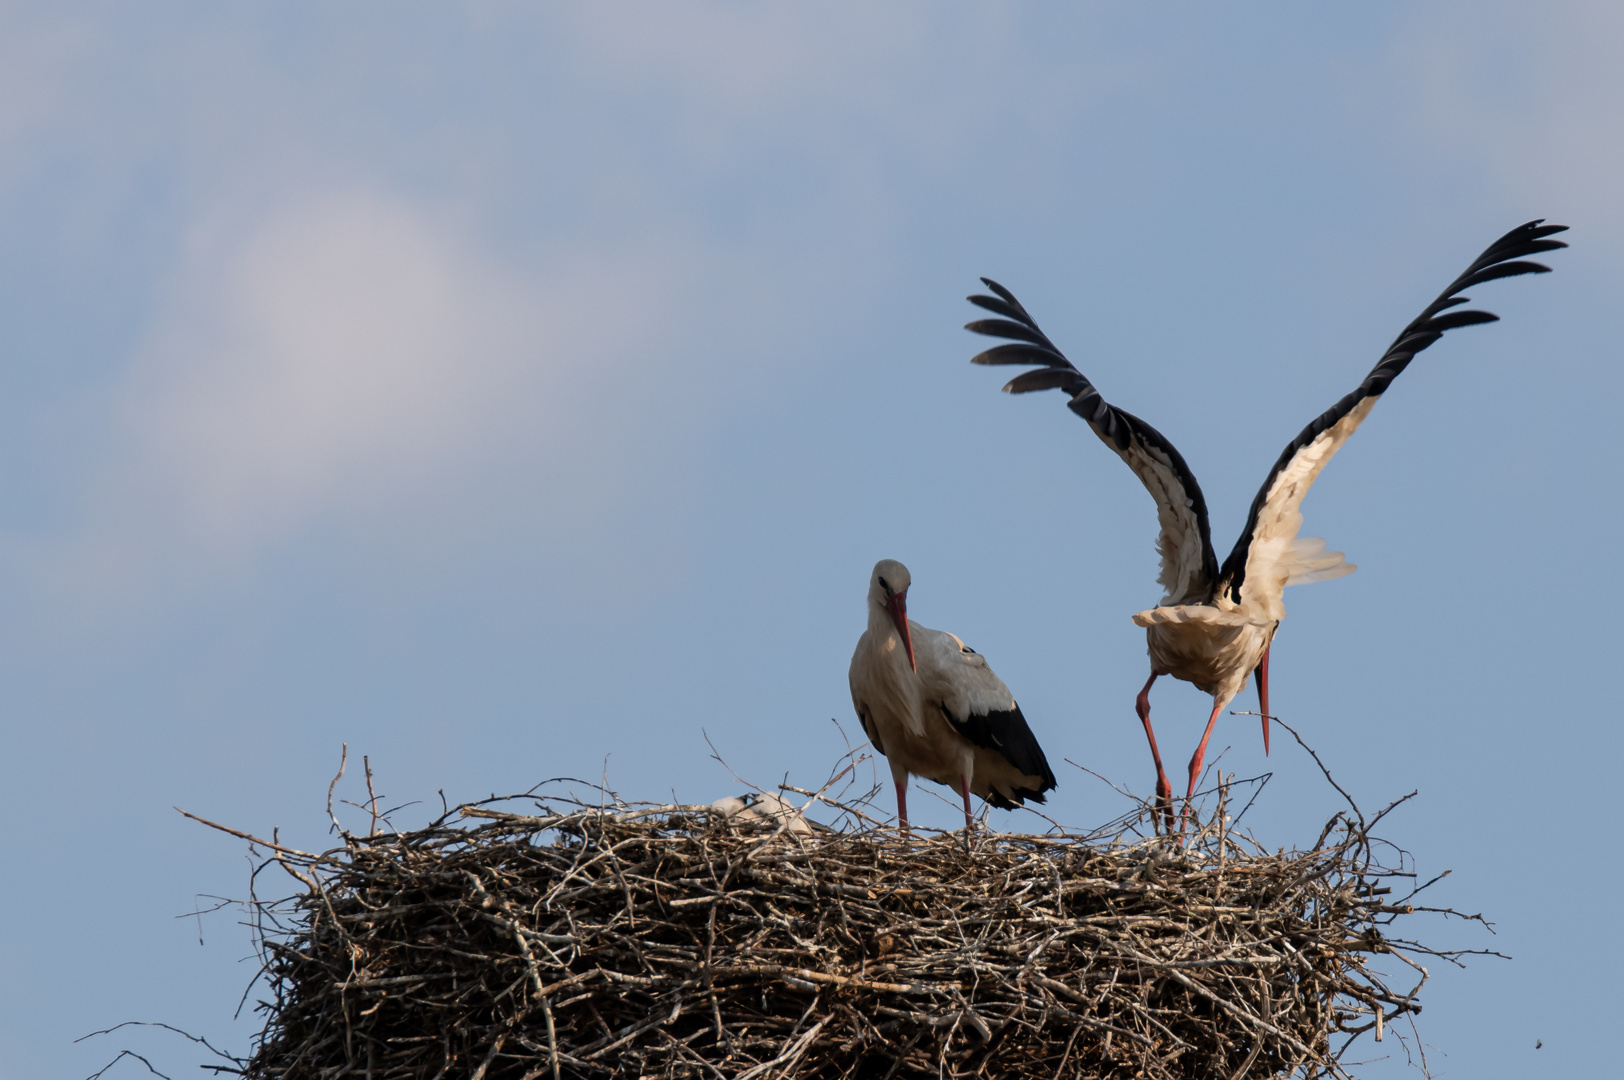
top-left (710, 792), bottom-right (816, 834)
top-left (966, 220), bottom-right (1567, 831)
top-left (849, 559), bottom-right (1057, 833)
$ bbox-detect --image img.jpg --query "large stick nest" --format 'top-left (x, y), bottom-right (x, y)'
top-left (203, 757), bottom-right (1485, 1080)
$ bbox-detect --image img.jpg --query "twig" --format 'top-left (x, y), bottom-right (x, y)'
top-left (363, 755), bottom-right (379, 837)
top-left (325, 744), bottom-right (347, 835)
top-left (1263, 715), bottom-right (1363, 830)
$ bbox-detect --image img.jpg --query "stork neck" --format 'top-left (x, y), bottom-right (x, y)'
top-left (872, 598), bottom-right (915, 660)
top-left (868, 596), bottom-right (899, 639)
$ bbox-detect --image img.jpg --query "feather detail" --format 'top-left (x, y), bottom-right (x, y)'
top-left (966, 281), bottom-right (1218, 605)
top-left (1132, 605), bottom-right (1272, 629)
top-left (1220, 220), bottom-right (1567, 613)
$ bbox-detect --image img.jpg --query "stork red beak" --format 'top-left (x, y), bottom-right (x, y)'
top-left (1254, 646), bottom-right (1272, 756)
top-left (887, 592), bottom-right (916, 672)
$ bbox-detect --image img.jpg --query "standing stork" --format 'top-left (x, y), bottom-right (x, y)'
top-left (966, 221), bottom-right (1567, 831)
top-left (849, 559), bottom-right (1056, 834)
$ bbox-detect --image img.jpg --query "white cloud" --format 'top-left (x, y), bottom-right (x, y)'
top-left (5, 2), bottom-right (1142, 616)
top-left (42, 186), bottom-right (707, 607)
top-left (129, 192), bottom-right (511, 545)
top-left (9, 3), bottom-right (1000, 616)
top-left (129, 189), bottom-right (532, 542)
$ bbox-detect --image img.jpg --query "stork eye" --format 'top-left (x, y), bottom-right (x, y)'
top-left (878, 576), bottom-right (890, 591)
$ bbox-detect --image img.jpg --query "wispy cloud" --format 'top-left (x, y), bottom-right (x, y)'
top-left (11, 5), bottom-right (1035, 613)
top-left (41, 185), bottom-right (712, 609)
top-left (129, 192), bottom-right (522, 544)
top-left (1391, 2), bottom-right (1624, 240)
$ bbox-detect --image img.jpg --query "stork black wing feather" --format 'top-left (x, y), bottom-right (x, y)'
top-left (1423, 310), bottom-right (1500, 332)
top-left (966, 278), bottom-right (1220, 602)
top-left (1219, 220), bottom-right (1567, 599)
top-left (967, 294), bottom-right (1029, 321)
top-left (964, 318), bottom-right (1054, 348)
top-left (943, 704), bottom-right (1057, 799)
top-left (1455, 260), bottom-right (1553, 290)
top-left (970, 343), bottom-right (1070, 367)
top-left (1004, 368), bottom-right (1087, 395)
top-left (977, 276), bottom-right (1031, 316)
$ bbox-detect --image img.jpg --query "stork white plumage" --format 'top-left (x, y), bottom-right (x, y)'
top-left (849, 560), bottom-right (1056, 834)
top-left (967, 221), bottom-right (1568, 832)
top-left (710, 793), bottom-right (816, 835)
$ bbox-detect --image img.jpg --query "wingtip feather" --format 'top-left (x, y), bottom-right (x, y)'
top-left (978, 277), bottom-right (1019, 306)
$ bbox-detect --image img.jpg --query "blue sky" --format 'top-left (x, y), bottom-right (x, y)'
top-left (2, 4), bottom-right (1620, 1077)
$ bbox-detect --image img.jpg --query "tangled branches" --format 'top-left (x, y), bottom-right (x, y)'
top-left (198, 762), bottom-right (1489, 1080)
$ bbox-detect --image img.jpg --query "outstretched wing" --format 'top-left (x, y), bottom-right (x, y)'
top-left (1220, 220), bottom-right (1568, 620)
top-left (967, 281), bottom-right (1219, 605)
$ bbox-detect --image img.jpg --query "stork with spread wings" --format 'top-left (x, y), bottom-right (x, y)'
top-left (968, 220), bottom-right (1568, 833)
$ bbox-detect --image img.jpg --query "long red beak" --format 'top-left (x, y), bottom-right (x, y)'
top-left (1254, 645), bottom-right (1271, 756)
top-left (887, 593), bottom-right (916, 672)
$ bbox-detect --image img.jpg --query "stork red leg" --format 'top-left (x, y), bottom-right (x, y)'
top-left (1136, 673), bottom-right (1175, 834)
top-left (959, 775), bottom-right (976, 849)
top-left (895, 780), bottom-right (910, 834)
top-left (1183, 699), bottom-right (1225, 832)
top-left (1255, 645), bottom-right (1272, 756)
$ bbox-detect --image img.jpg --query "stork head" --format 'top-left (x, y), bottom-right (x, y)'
top-left (868, 559), bottom-right (916, 672)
